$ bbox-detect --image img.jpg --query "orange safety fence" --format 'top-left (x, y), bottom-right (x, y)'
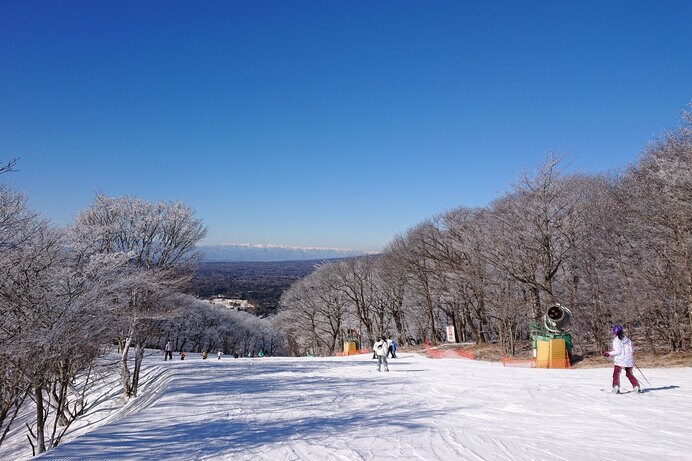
top-left (335, 348), bottom-right (371, 357)
top-left (424, 341), bottom-right (475, 360)
top-left (503, 350), bottom-right (571, 368)
top-left (501, 356), bottom-right (536, 367)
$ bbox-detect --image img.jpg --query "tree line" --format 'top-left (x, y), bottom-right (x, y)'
top-left (276, 109), bottom-right (691, 359)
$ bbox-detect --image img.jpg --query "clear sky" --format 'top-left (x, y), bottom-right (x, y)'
top-left (1, 1), bottom-right (690, 252)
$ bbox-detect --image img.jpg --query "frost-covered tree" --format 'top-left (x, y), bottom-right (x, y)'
top-left (387, 226), bottom-right (441, 343)
top-left (614, 110), bottom-right (692, 350)
top-left (330, 256), bottom-right (380, 344)
top-left (70, 195), bottom-right (207, 398)
top-left (371, 248), bottom-right (410, 345)
top-left (484, 155), bottom-right (583, 321)
top-left (0, 185), bottom-right (138, 454)
top-left (437, 208), bottom-right (493, 344)
top-left (0, 185), bottom-right (41, 446)
top-left (277, 267), bottom-right (346, 356)
top-left (151, 295), bottom-right (282, 357)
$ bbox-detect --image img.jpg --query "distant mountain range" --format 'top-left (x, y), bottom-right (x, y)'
top-left (197, 243), bottom-right (370, 262)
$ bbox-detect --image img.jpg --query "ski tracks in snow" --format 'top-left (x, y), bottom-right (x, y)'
top-left (33, 353), bottom-right (692, 461)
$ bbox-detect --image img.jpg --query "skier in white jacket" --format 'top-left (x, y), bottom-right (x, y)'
top-left (373, 336), bottom-right (389, 372)
top-left (603, 325), bottom-right (641, 393)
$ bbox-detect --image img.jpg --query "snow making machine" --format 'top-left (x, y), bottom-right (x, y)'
top-left (531, 303), bottom-right (573, 368)
top-left (341, 328), bottom-right (362, 356)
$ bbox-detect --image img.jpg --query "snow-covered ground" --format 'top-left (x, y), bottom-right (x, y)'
top-left (4, 352), bottom-right (692, 460)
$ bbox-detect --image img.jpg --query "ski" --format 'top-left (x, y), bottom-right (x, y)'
top-left (600, 388), bottom-right (645, 394)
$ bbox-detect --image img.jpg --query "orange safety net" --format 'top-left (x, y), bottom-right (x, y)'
top-left (503, 350), bottom-right (571, 368)
top-left (335, 348), bottom-right (371, 357)
top-left (424, 341), bottom-right (475, 359)
top-left (501, 357), bottom-right (536, 367)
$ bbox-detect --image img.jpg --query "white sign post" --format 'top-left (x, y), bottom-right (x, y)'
top-left (446, 325), bottom-right (455, 343)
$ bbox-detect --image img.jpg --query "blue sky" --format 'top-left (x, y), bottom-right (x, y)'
top-left (1, 1), bottom-right (690, 252)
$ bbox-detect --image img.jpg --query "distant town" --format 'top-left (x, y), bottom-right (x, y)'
top-left (208, 295), bottom-right (255, 311)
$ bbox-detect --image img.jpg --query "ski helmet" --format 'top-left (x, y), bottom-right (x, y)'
top-left (612, 325), bottom-right (623, 336)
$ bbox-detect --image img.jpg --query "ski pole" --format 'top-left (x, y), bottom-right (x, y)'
top-left (635, 364), bottom-right (651, 385)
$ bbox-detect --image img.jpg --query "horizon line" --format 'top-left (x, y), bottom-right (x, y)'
top-left (198, 242), bottom-right (381, 253)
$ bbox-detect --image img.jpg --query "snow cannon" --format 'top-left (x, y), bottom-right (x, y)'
top-left (544, 303), bottom-right (571, 334)
top-left (531, 303), bottom-right (573, 368)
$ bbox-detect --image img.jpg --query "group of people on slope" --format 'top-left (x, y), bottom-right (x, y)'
top-left (372, 325), bottom-right (644, 390)
top-left (165, 342), bottom-right (255, 361)
top-left (168, 326), bottom-right (641, 390)
top-left (164, 341), bottom-right (186, 360)
top-left (373, 336), bottom-right (397, 372)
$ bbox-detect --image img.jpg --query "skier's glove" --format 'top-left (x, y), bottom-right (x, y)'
top-left (602, 350), bottom-right (610, 357)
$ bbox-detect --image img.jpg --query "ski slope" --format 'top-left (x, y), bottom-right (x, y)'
top-left (8, 352), bottom-right (692, 460)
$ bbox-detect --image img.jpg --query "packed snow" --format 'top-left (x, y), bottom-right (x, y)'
top-left (3, 351), bottom-right (692, 461)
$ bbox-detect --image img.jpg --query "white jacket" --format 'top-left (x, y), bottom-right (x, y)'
top-left (374, 340), bottom-right (388, 357)
top-left (609, 336), bottom-right (635, 368)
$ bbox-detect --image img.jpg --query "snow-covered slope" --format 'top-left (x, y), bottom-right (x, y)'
top-left (5, 353), bottom-right (691, 460)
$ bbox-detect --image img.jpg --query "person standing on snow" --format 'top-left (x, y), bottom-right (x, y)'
top-left (603, 325), bottom-right (641, 393)
top-left (164, 340), bottom-right (173, 361)
top-left (373, 336), bottom-right (389, 372)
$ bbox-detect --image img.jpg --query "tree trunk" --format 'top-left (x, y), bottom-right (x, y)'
top-left (120, 335), bottom-right (133, 398)
top-left (34, 385), bottom-right (46, 454)
top-left (475, 296), bottom-right (489, 343)
top-left (529, 285), bottom-right (542, 322)
top-left (688, 271), bottom-right (692, 349)
top-left (131, 344), bottom-right (145, 397)
top-left (464, 309), bottom-right (481, 344)
top-left (425, 292), bottom-right (437, 344)
top-left (453, 311), bottom-right (464, 343)
top-left (0, 389), bottom-right (27, 446)
top-left (392, 300), bottom-right (407, 345)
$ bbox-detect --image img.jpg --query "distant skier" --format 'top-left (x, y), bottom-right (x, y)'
top-left (179, 351), bottom-right (186, 360)
top-left (602, 325), bottom-right (641, 393)
top-left (388, 338), bottom-right (397, 358)
top-left (373, 336), bottom-right (389, 372)
top-left (217, 350), bottom-right (223, 360)
top-left (164, 341), bottom-right (173, 361)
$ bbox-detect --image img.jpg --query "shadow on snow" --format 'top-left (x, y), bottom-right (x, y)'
top-left (38, 358), bottom-right (456, 460)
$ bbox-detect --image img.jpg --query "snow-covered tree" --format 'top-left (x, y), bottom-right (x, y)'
top-left (69, 195), bottom-right (207, 398)
top-left (0, 185), bottom-right (41, 446)
top-left (614, 110), bottom-right (692, 350)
